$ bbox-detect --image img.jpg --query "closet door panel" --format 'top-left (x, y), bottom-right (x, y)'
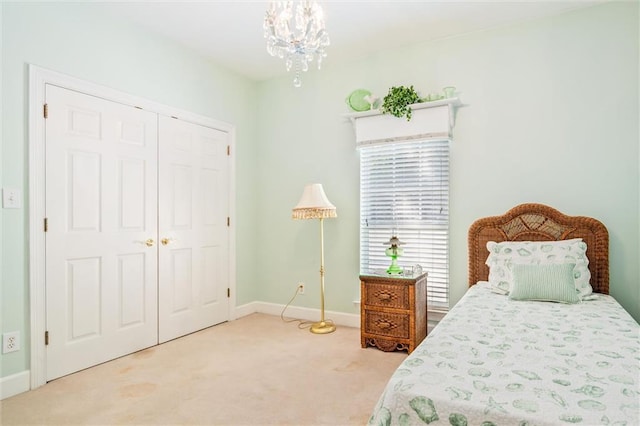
top-left (158, 116), bottom-right (230, 343)
top-left (45, 85), bottom-right (159, 381)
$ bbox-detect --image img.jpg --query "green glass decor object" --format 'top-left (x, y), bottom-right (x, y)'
top-left (346, 89), bottom-right (373, 112)
top-left (443, 86), bottom-right (456, 98)
top-left (384, 235), bottom-right (405, 275)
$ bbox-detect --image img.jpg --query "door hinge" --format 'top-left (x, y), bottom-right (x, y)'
top-left (44, 217), bottom-right (48, 232)
top-left (227, 145), bottom-right (230, 156)
top-left (227, 288), bottom-right (230, 298)
top-left (45, 331), bottom-right (49, 345)
top-left (227, 217), bottom-right (230, 227)
top-left (43, 103), bottom-right (49, 119)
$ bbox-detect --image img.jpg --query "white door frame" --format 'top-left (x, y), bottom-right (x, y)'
top-left (28, 65), bottom-right (237, 389)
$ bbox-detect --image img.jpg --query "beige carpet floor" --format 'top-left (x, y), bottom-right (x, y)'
top-left (1, 313), bottom-right (406, 425)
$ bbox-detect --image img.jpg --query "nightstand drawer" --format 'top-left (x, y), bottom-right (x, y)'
top-left (364, 282), bottom-right (409, 309)
top-left (364, 311), bottom-right (410, 339)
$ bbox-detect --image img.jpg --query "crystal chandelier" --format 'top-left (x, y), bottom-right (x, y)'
top-left (263, 1), bottom-right (330, 88)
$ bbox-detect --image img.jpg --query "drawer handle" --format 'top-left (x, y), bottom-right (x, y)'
top-left (378, 293), bottom-right (392, 301)
top-left (378, 321), bottom-right (391, 329)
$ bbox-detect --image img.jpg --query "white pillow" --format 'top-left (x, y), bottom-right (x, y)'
top-left (485, 239), bottom-right (592, 299)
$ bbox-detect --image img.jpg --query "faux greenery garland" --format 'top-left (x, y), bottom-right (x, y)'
top-left (381, 85), bottom-right (421, 121)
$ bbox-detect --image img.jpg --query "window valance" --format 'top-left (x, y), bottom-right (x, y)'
top-left (345, 98), bottom-right (461, 147)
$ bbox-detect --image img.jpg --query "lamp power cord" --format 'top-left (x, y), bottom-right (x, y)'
top-left (280, 285), bottom-right (334, 330)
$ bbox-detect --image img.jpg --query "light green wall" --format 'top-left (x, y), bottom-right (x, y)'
top-left (0, 3), bottom-right (259, 378)
top-left (254, 2), bottom-right (639, 319)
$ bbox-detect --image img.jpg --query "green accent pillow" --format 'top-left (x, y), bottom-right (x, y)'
top-left (509, 263), bottom-right (580, 304)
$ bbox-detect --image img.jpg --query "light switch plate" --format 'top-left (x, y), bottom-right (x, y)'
top-left (2, 188), bottom-right (22, 209)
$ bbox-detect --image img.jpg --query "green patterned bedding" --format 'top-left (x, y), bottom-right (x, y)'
top-left (369, 282), bottom-right (639, 426)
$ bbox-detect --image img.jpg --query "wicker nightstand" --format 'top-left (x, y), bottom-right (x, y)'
top-left (360, 271), bottom-right (428, 354)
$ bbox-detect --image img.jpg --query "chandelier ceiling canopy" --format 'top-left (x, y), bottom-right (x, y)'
top-left (263, 1), bottom-right (330, 88)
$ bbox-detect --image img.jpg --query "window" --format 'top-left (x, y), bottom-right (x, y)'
top-left (359, 139), bottom-right (450, 309)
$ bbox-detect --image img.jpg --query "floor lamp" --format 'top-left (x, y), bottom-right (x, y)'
top-left (292, 183), bottom-right (337, 334)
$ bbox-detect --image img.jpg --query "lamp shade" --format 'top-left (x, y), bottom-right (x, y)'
top-left (292, 184), bottom-right (337, 220)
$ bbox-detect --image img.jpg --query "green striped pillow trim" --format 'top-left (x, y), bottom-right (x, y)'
top-left (509, 263), bottom-right (580, 304)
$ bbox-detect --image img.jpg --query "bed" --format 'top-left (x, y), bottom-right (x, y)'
top-left (368, 204), bottom-right (639, 426)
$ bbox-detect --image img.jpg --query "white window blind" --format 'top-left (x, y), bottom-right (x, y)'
top-left (359, 139), bottom-right (450, 308)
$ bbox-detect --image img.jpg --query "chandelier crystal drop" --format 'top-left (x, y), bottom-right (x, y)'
top-left (263, 1), bottom-right (330, 88)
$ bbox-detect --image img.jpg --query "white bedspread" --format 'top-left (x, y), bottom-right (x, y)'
top-left (369, 282), bottom-right (639, 426)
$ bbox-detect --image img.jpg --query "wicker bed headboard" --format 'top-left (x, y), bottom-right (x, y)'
top-left (468, 203), bottom-right (609, 294)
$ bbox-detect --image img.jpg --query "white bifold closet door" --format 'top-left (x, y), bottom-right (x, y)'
top-left (45, 85), bottom-right (159, 380)
top-left (157, 115), bottom-right (230, 343)
top-left (44, 85), bottom-right (230, 381)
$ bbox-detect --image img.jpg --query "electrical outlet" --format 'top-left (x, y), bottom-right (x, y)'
top-left (2, 331), bottom-right (20, 353)
top-left (298, 282), bottom-right (305, 295)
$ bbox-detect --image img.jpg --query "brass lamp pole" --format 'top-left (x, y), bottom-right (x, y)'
top-left (292, 184), bottom-right (337, 334)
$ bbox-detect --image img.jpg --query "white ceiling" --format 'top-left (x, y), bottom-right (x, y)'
top-left (98, 0), bottom-right (608, 82)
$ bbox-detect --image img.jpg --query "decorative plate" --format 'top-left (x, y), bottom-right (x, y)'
top-left (346, 89), bottom-right (373, 112)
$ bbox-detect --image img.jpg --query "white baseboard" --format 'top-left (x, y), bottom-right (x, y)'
top-left (0, 370), bottom-right (30, 400)
top-left (234, 301), bottom-right (261, 320)
top-left (235, 302), bottom-right (360, 328)
top-left (234, 301), bottom-right (445, 330)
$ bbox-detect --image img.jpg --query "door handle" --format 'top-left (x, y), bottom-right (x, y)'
top-left (145, 239), bottom-right (155, 247)
top-left (161, 238), bottom-right (176, 246)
